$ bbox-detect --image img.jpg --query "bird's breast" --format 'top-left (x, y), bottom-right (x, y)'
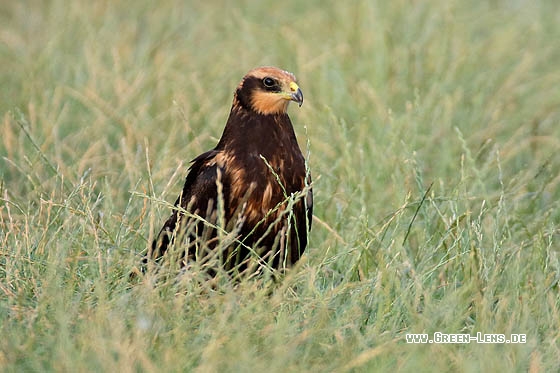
top-left (218, 147), bottom-right (305, 228)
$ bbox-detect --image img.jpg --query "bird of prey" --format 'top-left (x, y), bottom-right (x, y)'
top-left (149, 66), bottom-right (312, 276)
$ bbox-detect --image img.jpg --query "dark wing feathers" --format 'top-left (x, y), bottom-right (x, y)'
top-left (151, 150), bottom-right (220, 259)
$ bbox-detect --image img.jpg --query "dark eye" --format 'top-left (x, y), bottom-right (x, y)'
top-left (263, 77), bottom-right (276, 88)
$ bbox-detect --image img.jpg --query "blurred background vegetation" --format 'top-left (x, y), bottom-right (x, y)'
top-left (1, 0), bottom-right (559, 371)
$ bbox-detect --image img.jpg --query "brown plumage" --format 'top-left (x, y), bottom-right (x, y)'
top-left (149, 66), bottom-right (312, 275)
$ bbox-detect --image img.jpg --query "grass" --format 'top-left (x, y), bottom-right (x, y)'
top-left (1, 0), bottom-right (559, 371)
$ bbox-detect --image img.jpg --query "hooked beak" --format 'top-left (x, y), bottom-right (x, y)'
top-left (289, 82), bottom-right (304, 107)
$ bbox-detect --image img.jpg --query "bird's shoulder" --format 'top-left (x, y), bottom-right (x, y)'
top-left (181, 149), bottom-right (241, 193)
top-left (175, 150), bottom-right (220, 205)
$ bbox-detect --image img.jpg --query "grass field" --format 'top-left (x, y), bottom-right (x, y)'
top-left (1, 0), bottom-right (559, 371)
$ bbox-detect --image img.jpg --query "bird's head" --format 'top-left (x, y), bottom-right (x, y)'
top-left (234, 66), bottom-right (303, 115)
